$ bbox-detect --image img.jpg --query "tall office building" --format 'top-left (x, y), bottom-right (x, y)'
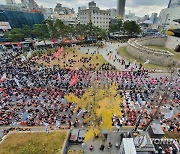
top-left (168, 0), bottom-right (180, 8)
top-left (6, 0), bottom-right (16, 5)
top-left (117, 0), bottom-right (126, 17)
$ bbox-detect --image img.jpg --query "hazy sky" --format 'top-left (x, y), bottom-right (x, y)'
top-left (1, 0), bottom-right (170, 16)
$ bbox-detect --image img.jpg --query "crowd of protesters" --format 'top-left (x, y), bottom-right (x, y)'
top-left (0, 46), bottom-right (179, 136)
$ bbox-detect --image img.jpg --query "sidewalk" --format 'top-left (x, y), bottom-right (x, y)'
top-left (77, 43), bottom-right (171, 74)
top-left (78, 42), bottom-right (128, 71)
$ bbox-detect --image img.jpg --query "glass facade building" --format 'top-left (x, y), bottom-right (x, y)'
top-left (0, 9), bottom-right (44, 28)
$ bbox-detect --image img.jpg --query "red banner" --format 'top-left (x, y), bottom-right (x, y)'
top-left (0, 73), bottom-right (6, 83)
top-left (70, 74), bottom-right (79, 87)
top-left (53, 46), bottom-right (64, 58)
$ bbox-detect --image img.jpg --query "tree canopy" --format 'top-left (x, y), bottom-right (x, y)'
top-left (109, 20), bottom-right (141, 36)
top-left (123, 20), bottom-right (141, 36)
top-left (4, 19), bottom-right (141, 42)
top-left (32, 24), bottom-right (50, 42)
top-left (109, 20), bottom-right (123, 33)
top-left (65, 83), bottom-right (123, 142)
top-left (4, 20), bottom-right (108, 42)
top-left (4, 28), bottom-right (25, 42)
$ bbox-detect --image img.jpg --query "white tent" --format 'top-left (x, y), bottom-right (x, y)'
top-left (34, 41), bottom-right (54, 46)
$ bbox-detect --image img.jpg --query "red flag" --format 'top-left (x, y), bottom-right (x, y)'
top-left (0, 73), bottom-right (6, 83)
top-left (53, 46), bottom-right (64, 58)
top-left (70, 74), bottom-right (78, 87)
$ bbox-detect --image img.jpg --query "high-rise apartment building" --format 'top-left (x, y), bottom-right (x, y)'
top-left (117, 0), bottom-right (126, 17)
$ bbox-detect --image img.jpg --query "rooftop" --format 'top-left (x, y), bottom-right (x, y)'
top-left (122, 138), bottom-right (137, 154)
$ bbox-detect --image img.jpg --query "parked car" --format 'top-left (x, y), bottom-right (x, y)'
top-left (69, 129), bottom-right (79, 143)
top-left (78, 129), bottom-right (86, 143)
top-left (69, 129), bottom-right (86, 144)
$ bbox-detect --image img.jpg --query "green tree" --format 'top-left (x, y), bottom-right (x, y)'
top-left (76, 23), bottom-right (85, 36)
top-left (44, 20), bottom-right (59, 39)
top-left (80, 22), bottom-right (108, 40)
top-left (67, 25), bottom-right (77, 38)
top-left (123, 20), bottom-right (141, 36)
top-left (54, 19), bottom-right (67, 38)
top-left (32, 23), bottom-right (50, 46)
top-left (109, 20), bottom-right (123, 33)
top-left (22, 25), bottom-right (32, 38)
top-left (95, 27), bottom-right (107, 40)
top-left (4, 28), bottom-right (25, 42)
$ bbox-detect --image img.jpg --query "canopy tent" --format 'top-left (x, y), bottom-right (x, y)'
top-left (34, 41), bottom-right (54, 46)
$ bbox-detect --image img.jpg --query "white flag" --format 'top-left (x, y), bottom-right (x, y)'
top-left (56, 120), bottom-right (60, 127)
top-left (57, 72), bottom-right (61, 81)
top-left (164, 110), bottom-right (173, 119)
top-left (21, 56), bottom-right (26, 62)
top-left (133, 60), bottom-right (136, 65)
top-left (43, 122), bottom-right (49, 133)
top-left (77, 109), bottom-right (86, 116)
top-left (38, 67), bottom-right (42, 71)
top-left (43, 122), bottom-right (49, 127)
top-left (66, 58), bottom-right (69, 64)
top-left (14, 78), bottom-right (21, 87)
top-left (144, 60), bottom-right (149, 64)
top-left (26, 51), bottom-right (32, 59)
